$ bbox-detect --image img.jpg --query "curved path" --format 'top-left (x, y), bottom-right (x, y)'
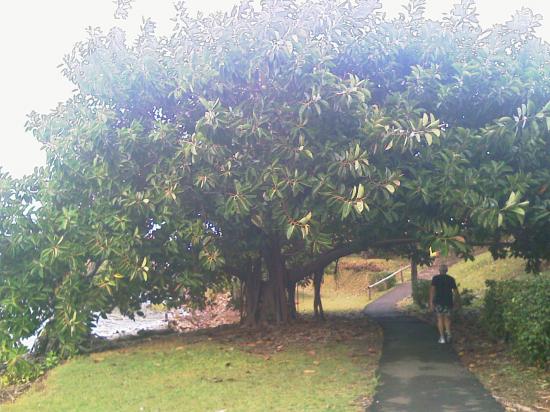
top-left (364, 282), bottom-right (504, 412)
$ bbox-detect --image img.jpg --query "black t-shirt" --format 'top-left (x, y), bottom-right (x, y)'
top-left (431, 274), bottom-right (457, 307)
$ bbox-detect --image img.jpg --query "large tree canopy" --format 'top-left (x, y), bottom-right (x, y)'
top-left (1, 0), bottom-right (550, 358)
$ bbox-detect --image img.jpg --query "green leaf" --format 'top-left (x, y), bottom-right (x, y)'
top-left (341, 202), bottom-right (352, 219)
top-left (422, 113), bottom-right (429, 127)
top-left (251, 214), bottom-right (263, 228)
top-left (286, 224), bottom-right (295, 239)
top-left (298, 211), bottom-right (312, 224)
top-left (357, 183), bottom-right (365, 199)
top-left (425, 133), bottom-right (433, 145)
top-left (511, 207), bottom-right (525, 216)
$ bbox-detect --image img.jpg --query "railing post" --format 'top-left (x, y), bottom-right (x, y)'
top-left (400, 269), bottom-right (404, 283)
top-left (368, 286), bottom-right (371, 300)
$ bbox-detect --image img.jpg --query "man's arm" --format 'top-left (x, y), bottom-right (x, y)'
top-left (429, 285), bottom-right (435, 310)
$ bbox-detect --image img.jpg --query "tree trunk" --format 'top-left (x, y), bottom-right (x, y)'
top-left (241, 240), bottom-right (291, 325)
top-left (260, 241), bottom-right (290, 323)
top-left (333, 259), bottom-right (340, 290)
top-left (287, 281), bottom-right (297, 319)
top-left (410, 259), bottom-right (419, 305)
top-left (242, 261), bottom-right (262, 327)
top-left (313, 269), bottom-right (325, 321)
top-left (411, 259), bottom-right (418, 283)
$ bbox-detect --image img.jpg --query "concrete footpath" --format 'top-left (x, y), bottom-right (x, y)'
top-left (364, 282), bottom-right (504, 412)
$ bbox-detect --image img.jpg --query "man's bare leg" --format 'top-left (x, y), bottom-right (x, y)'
top-left (443, 314), bottom-right (452, 341)
top-left (436, 314), bottom-right (445, 338)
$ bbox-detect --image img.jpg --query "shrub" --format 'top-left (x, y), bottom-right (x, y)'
top-left (482, 277), bottom-right (550, 366)
top-left (368, 272), bottom-right (396, 291)
top-left (1, 347), bottom-right (60, 386)
top-left (459, 288), bottom-right (476, 306)
top-left (412, 279), bottom-right (431, 308)
top-left (1, 349), bottom-right (44, 386)
top-left (482, 280), bottom-right (510, 338)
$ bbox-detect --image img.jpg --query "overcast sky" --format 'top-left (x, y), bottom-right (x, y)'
top-left (1, 0), bottom-right (549, 178)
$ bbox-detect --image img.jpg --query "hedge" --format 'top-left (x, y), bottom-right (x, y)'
top-left (482, 277), bottom-right (550, 367)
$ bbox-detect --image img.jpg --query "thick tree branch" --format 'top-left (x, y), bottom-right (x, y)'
top-left (288, 238), bottom-right (416, 282)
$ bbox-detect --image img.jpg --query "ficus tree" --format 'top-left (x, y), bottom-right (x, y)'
top-left (1, 0), bottom-right (550, 364)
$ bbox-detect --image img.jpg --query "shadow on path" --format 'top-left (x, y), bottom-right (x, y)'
top-left (364, 282), bottom-right (503, 412)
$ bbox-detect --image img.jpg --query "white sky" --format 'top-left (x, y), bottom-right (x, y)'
top-left (0, 0), bottom-right (549, 178)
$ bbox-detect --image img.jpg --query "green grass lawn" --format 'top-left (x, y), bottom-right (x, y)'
top-left (3, 303), bottom-right (383, 412)
top-left (2, 254), bottom-right (413, 411)
top-left (4, 336), bottom-right (375, 411)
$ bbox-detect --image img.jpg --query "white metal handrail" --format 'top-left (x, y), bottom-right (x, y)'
top-left (367, 264), bottom-right (411, 299)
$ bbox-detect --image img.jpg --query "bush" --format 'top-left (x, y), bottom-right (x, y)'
top-left (482, 280), bottom-right (510, 338)
top-left (459, 288), bottom-right (476, 306)
top-left (412, 279), bottom-right (431, 308)
top-left (482, 277), bottom-right (550, 366)
top-left (368, 272), bottom-right (396, 291)
top-left (1, 355), bottom-right (39, 386)
top-left (0, 348), bottom-right (58, 386)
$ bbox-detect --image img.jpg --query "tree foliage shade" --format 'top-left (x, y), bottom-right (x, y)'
top-left (1, 0), bottom-right (550, 363)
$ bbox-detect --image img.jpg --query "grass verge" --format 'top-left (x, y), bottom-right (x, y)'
top-left (2, 254), bottom-right (409, 411)
top-left (449, 252), bottom-right (533, 296)
top-left (398, 252), bottom-right (550, 411)
top-left (2, 318), bottom-right (382, 411)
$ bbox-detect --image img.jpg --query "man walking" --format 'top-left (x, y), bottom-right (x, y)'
top-left (429, 264), bottom-right (461, 343)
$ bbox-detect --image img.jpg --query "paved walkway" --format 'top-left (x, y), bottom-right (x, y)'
top-left (364, 282), bottom-right (504, 412)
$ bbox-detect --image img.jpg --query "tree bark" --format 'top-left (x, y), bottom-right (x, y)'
top-left (333, 259), bottom-right (339, 290)
top-left (242, 259), bottom-right (263, 326)
top-left (289, 238), bottom-right (415, 283)
top-left (261, 240), bottom-right (290, 323)
top-left (287, 281), bottom-right (297, 319)
top-left (410, 259), bottom-right (419, 305)
top-left (411, 259), bottom-right (418, 283)
top-left (313, 269), bottom-right (325, 321)
top-left (241, 240), bottom-right (291, 325)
